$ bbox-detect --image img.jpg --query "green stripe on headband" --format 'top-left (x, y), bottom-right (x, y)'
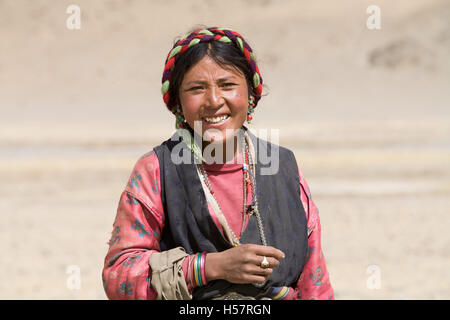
top-left (168, 45), bottom-right (182, 60)
top-left (188, 38), bottom-right (201, 47)
top-left (161, 80), bottom-right (170, 94)
top-left (253, 73), bottom-right (260, 88)
top-left (218, 36), bottom-right (232, 43)
top-left (198, 29), bottom-right (214, 36)
top-left (178, 30), bottom-right (193, 41)
top-left (236, 37), bottom-right (244, 53)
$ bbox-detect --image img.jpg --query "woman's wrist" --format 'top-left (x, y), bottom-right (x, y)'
top-left (205, 252), bottom-right (222, 282)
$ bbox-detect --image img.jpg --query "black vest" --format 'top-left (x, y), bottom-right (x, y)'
top-left (153, 128), bottom-right (308, 299)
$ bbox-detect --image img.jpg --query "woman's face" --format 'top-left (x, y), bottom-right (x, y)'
top-left (179, 56), bottom-right (250, 146)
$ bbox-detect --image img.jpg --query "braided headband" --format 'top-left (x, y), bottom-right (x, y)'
top-left (161, 27), bottom-right (263, 112)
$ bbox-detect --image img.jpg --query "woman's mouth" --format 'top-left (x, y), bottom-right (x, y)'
top-left (202, 115), bottom-right (230, 125)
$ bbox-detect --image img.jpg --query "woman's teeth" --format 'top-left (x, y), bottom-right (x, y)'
top-left (204, 115), bottom-right (229, 124)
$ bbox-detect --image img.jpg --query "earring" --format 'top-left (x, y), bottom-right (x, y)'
top-left (247, 98), bottom-right (255, 123)
top-left (174, 107), bottom-right (185, 129)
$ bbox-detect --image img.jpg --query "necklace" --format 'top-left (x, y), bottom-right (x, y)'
top-left (196, 131), bottom-right (268, 248)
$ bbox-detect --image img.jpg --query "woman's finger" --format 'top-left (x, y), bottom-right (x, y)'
top-left (242, 246), bottom-right (283, 268)
top-left (245, 244), bottom-right (285, 260)
top-left (260, 256), bottom-right (280, 269)
top-left (254, 267), bottom-right (273, 277)
top-left (244, 274), bottom-right (269, 285)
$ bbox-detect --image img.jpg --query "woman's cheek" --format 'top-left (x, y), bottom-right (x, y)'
top-left (181, 98), bottom-right (201, 119)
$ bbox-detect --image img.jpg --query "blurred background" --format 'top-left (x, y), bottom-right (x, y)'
top-left (1, 0), bottom-right (449, 299)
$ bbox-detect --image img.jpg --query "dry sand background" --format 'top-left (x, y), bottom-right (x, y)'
top-left (1, 0), bottom-right (449, 299)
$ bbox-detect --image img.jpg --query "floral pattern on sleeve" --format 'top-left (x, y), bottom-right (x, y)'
top-left (293, 168), bottom-right (334, 300)
top-left (102, 151), bottom-right (164, 300)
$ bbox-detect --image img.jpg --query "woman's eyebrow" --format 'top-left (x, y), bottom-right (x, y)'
top-left (216, 76), bottom-right (237, 83)
top-left (185, 77), bottom-right (237, 86)
top-left (184, 80), bottom-right (207, 86)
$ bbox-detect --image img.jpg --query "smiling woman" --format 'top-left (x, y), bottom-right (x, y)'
top-left (102, 27), bottom-right (334, 300)
top-left (167, 34), bottom-right (261, 162)
top-left (179, 55), bottom-right (249, 162)
top-left (165, 33), bottom-right (260, 112)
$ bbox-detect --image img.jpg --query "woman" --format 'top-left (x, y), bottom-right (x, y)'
top-left (102, 27), bottom-right (334, 300)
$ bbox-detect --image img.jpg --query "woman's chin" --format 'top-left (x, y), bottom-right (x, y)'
top-left (202, 127), bottom-right (243, 145)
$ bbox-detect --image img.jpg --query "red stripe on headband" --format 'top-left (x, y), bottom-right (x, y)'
top-left (231, 30), bottom-right (243, 39)
top-left (163, 92), bottom-right (170, 105)
top-left (164, 57), bottom-right (175, 71)
top-left (211, 28), bottom-right (225, 35)
top-left (256, 84), bottom-right (263, 96)
top-left (179, 44), bottom-right (190, 55)
top-left (243, 48), bottom-right (251, 64)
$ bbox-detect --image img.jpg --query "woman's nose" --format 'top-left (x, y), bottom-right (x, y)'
top-left (206, 86), bottom-right (224, 107)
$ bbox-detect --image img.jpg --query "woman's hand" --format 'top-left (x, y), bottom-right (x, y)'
top-left (205, 244), bottom-right (285, 284)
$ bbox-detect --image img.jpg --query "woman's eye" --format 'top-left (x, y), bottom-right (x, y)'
top-left (189, 86), bottom-right (204, 91)
top-left (222, 83), bottom-right (236, 88)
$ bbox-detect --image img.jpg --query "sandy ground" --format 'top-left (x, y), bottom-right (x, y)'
top-left (1, 0), bottom-right (449, 299)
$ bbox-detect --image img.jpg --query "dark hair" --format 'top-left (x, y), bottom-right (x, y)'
top-left (167, 41), bottom-right (256, 111)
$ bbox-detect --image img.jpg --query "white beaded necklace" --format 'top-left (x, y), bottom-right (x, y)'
top-left (194, 131), bottom-right (268, 248)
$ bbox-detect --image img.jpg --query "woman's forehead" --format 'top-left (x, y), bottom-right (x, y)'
top-left (182, 56), bottom-right (245, 82)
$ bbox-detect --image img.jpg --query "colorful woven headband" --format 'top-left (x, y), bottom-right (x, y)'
top-left (161, 27), bottom-right (263, 112)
